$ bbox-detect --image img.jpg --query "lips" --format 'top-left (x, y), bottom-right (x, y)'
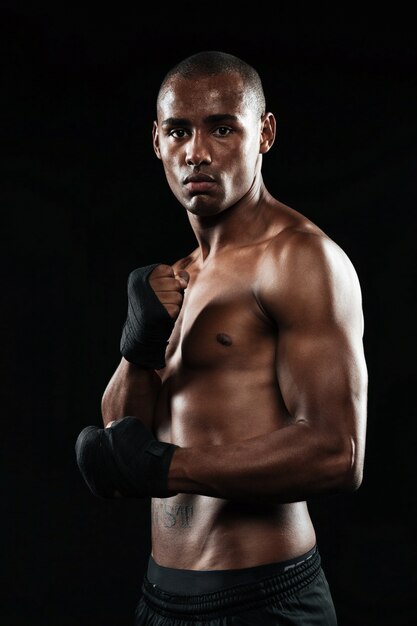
top-left (184, 174), bottom-right (215, 184)
top-left (183, 173), bottom-right (216, 194)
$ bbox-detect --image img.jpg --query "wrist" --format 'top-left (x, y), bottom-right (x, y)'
top-left (120, 264), bottom-right (175, 370)
top-left (121, 339), bottom-right (170, 370)
top-left (167, 447), bottom-right (218, 497)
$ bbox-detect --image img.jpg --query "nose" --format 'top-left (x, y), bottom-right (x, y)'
top-left (185, 132), bottom-right (212, 167)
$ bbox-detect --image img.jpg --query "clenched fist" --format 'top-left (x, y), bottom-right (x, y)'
top-left (119, 263), bottom-right (189, 370)
top-left (148, 264), bottom-right (189, 320)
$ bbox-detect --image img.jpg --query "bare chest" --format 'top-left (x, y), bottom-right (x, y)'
top-left (164, 255), bottom-right (273, 372)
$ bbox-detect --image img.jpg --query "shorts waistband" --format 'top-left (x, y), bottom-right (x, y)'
top-left (142, 546), bottom-right (321, 618)
top-left (147, 545), bottom-right (317, 595)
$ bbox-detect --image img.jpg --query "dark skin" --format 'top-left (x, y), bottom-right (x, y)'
top-left (102, 71), bottom-right (367, 570)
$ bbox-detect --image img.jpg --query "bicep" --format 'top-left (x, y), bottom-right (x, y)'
top-left (277, 323), bottom-right (367, 433)
top-left (260, 231), bottom-right (368, 441)
top-left (276, 312), bottom-right (368, 491)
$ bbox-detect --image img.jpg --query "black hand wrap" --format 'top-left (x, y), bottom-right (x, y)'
top-left (75, 417), bottom-right (179, 499)
top-left (120, 264), bottom-right (175, 369)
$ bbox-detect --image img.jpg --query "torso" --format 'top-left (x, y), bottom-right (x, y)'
top-left (151, 203), bottom-right (320, 570)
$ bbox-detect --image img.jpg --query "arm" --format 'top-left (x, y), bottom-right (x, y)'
top-left (75, 263), bottom-right (189, 499)
top-left (101, 264), bottom-right (189, 429)
top-left (167, 231), bottom-right (368, 502)
top-left (101, 358), bottom-right (161, 429)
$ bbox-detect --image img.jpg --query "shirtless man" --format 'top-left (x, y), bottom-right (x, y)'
top-left (75, 51), bottom-right (367, 625)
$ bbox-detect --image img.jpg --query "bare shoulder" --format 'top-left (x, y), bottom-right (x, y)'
top-left (261, 199), bottom-right (355, 274)
top-left (257, 220), bottom-right (364, 331)
top-left (265, 221), bottom-right (357, 276)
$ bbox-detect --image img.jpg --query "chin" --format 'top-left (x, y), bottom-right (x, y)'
top-left (187, 205), bottom-right (224, 218)
top-left (184, 196), bottom-right (226, 217)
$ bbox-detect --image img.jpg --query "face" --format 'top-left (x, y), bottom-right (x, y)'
top-left (153, 72), bottom-right (274, 217)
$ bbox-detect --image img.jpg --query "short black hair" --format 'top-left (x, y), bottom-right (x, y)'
top-left (157, 50), bottom-right (266, 118)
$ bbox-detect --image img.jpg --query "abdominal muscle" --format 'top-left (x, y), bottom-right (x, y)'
top-left (151, 495), bottom-right (316, 570)
top-left (150, 370), bottom-right (317, 570)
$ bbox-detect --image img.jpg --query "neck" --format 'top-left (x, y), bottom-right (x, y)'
top-left (188, 176), bottom-right (272, 261)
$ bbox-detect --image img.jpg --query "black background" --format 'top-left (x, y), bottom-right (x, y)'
top-left (1, 5), bottom-right (417, 626)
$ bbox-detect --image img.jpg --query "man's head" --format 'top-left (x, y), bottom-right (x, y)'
top-left (153, 51), bottom-right (275, 217)
top-left (157, 51), bottom-right (266, 120)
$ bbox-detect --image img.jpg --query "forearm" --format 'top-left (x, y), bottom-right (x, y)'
top-left (167, 422), bottom-right (357, 503)
top-left (101, 357), bottom-right (161, 429)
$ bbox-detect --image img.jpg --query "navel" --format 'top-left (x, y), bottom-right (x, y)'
top-left (216, 333), bottom-right (233, 347)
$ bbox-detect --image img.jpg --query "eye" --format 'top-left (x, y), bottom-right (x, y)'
top-left (214, 126), bottom-right (233, 136)
top-left (168, 128), bottom-right (188, 138)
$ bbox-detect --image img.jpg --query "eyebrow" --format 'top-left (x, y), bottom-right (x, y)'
top-left (161, 114), bottom-right (239, 127)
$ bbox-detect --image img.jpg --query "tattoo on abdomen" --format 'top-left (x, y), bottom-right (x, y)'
top-left (152, 502), bottom-right (193, 528)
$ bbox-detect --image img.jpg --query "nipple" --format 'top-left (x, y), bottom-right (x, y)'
top-left (216, 333), bottom-right (233, 347)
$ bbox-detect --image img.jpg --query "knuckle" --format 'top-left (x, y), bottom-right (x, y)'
top-left (164, 278), bottom-right (178, 290)
top-left (172, 292), bottom-right (183, 304)
top-left (158, 264), bottom-right (175, 276)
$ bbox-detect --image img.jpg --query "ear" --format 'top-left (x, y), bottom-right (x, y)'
top-left (259, 113), bottom-right (276, 154)
top-left (152, 121), bottom-right (161, 159)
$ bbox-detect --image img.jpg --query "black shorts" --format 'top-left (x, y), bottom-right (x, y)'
top-left (134, 545), bottom-right (338, 625)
